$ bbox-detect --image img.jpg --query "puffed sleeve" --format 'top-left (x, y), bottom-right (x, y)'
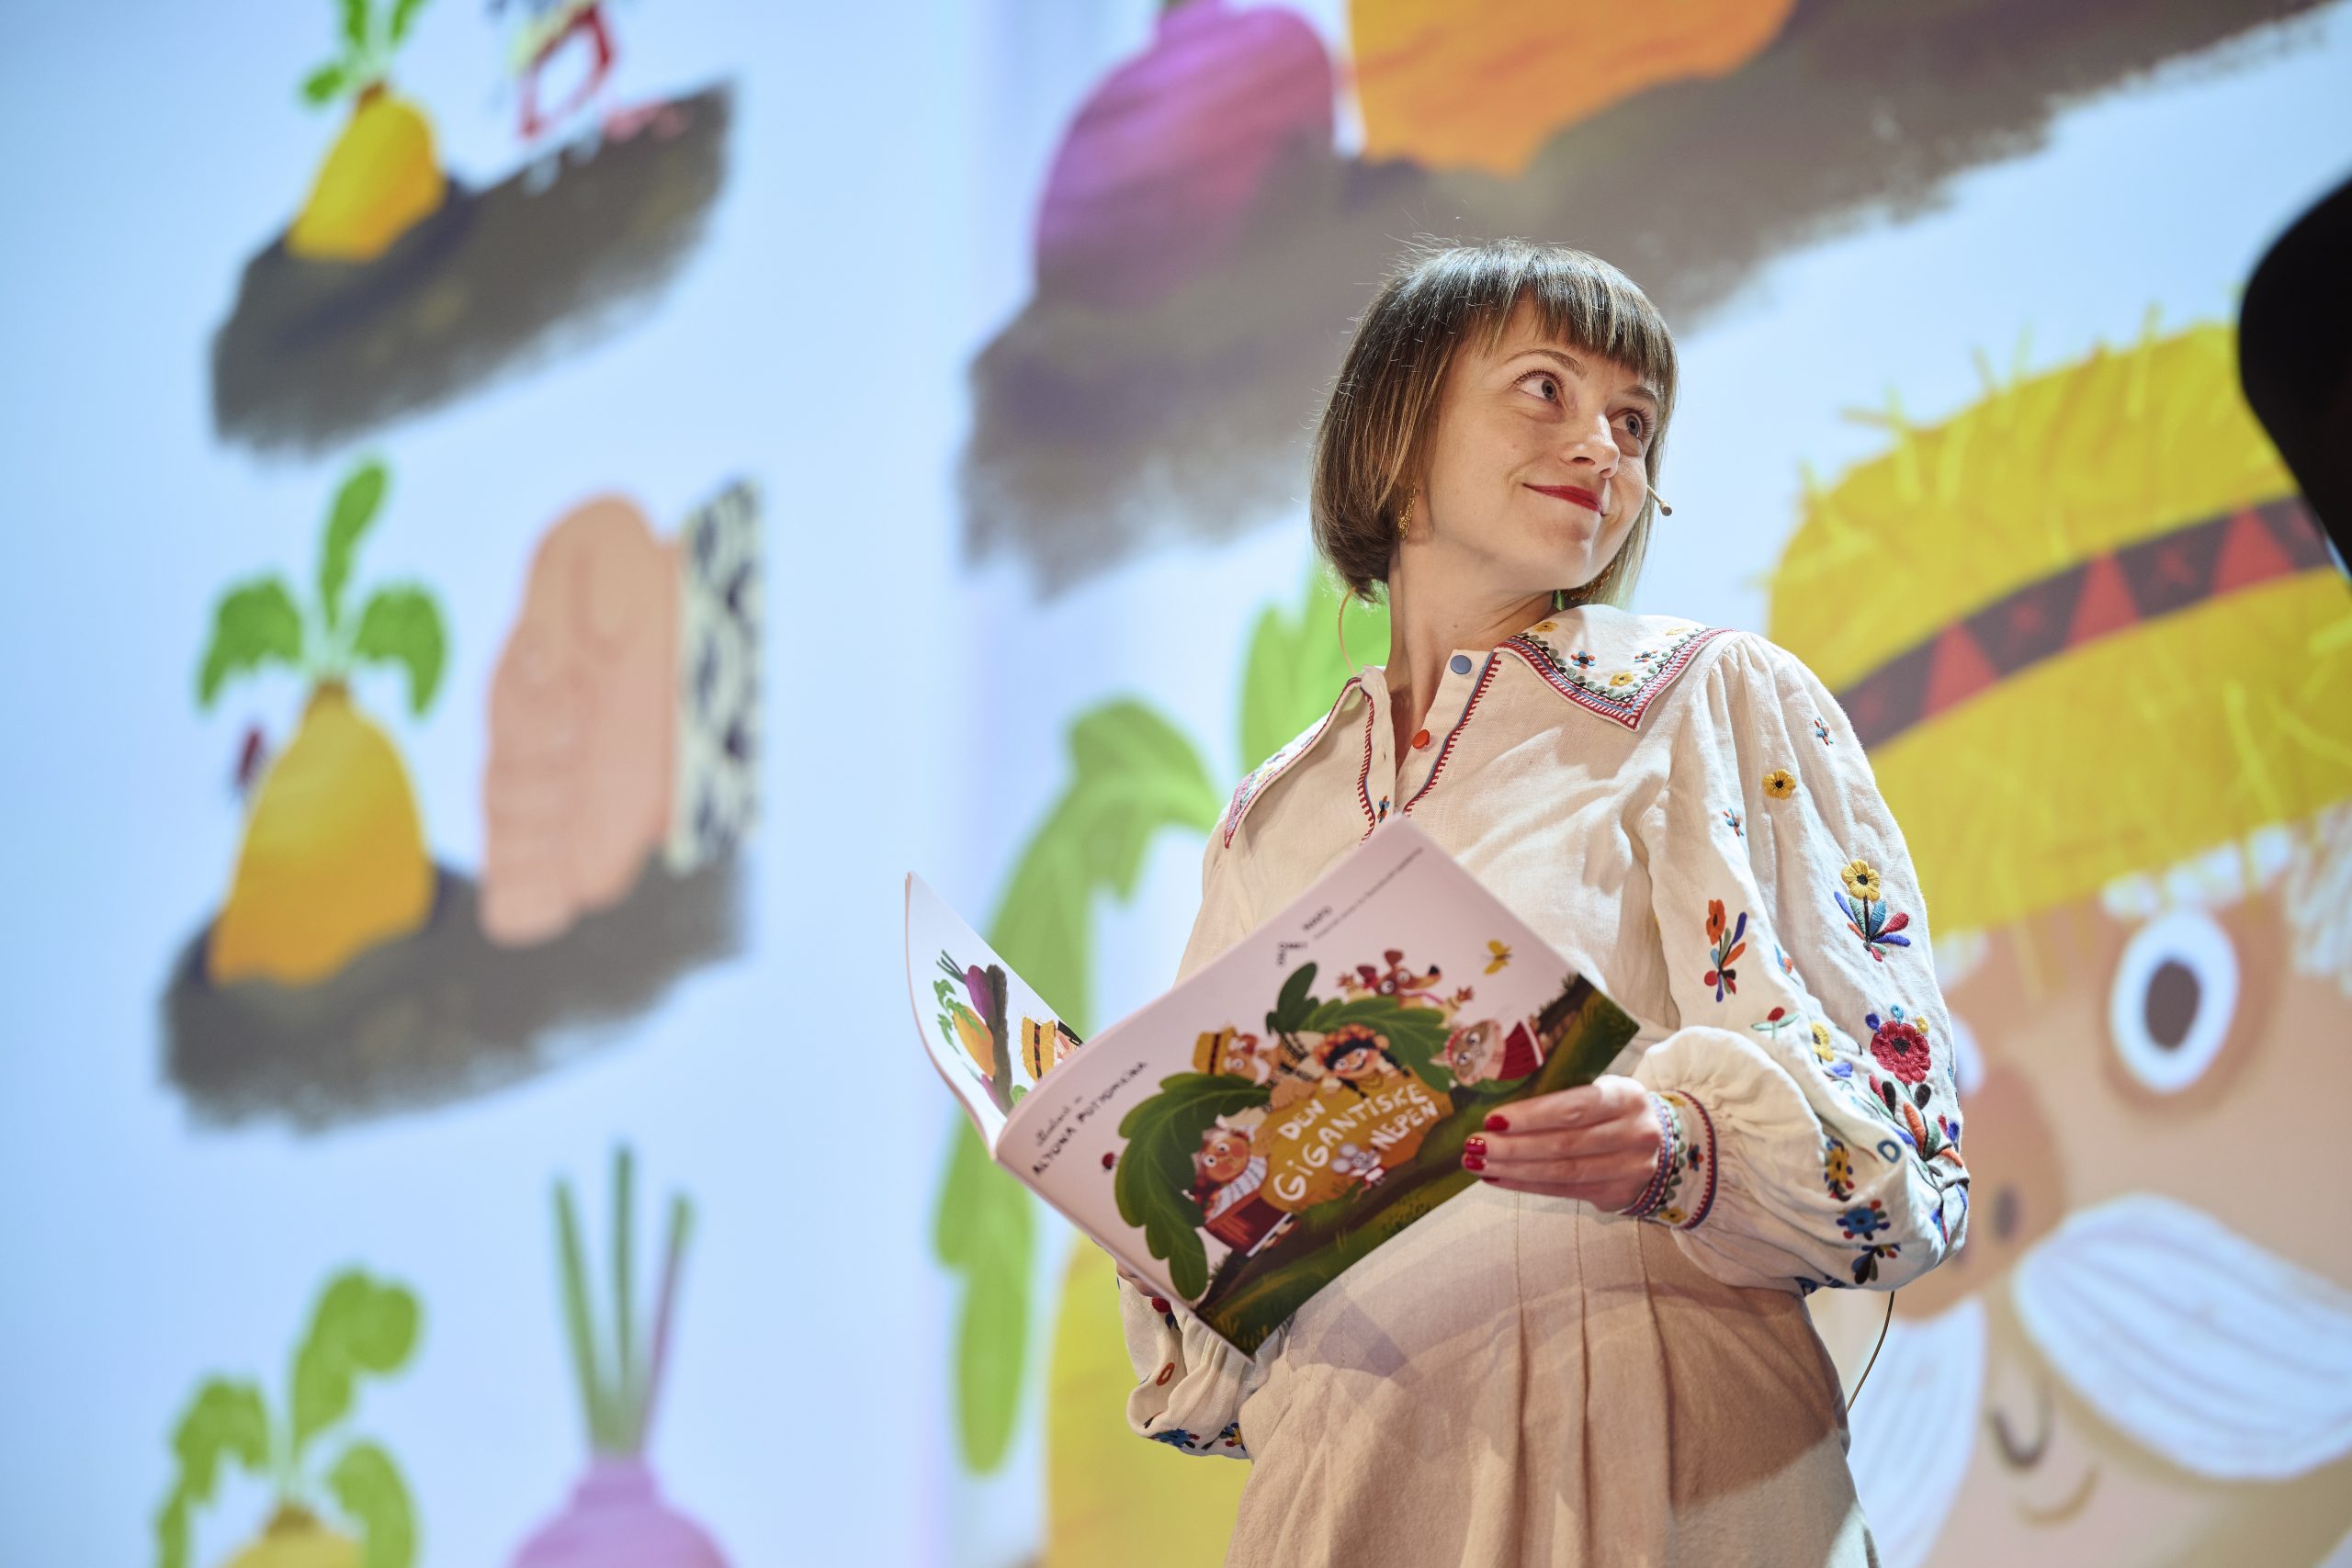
top-left (1623, 631), bottom-right (1971, 1293)
top-left (1112, 812), bottom-right (1287, 1458)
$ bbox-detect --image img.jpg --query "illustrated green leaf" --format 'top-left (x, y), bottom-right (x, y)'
top-left (933, 1120), bottom-right (1032, 1472)
top-left (168, 1377), bottom-right (272, 1497)
top-left (300, 60), bottom-right (352, 106)
top-left (923, 569), bottom-right (1373, 1476)
top-left (319, 458), bottom-right (389, 634)
top-left (1115, 1073), bottom-right (1272, 1299)
top-left (327, 1440), bottom-right (416, 1568)
top-left (924, 695), bottom-right (1217, 1472)
top-left (988, 698), bottom-right (1223, 1032)
top-left (1238, 566), bottom-right (1389, 773)
top-left (291, 1270), bottom-right (420, 1463)
top-left (350, 585), bottom-right (447, 716)
top-left (156, 1485), bottom-right (192, 1568)
top-left (1268, 961), bottom-right (1319, 1035)
top-left (198, 578), bottom-right (306, 707)
top-left (1301, 996), bottom-right (1454, 1086)
top-left (555, 1179), bottom-right (615, 1451)
top-left (387, 0), bottom-right (428, 45)
top-left (157, 1378), bottom-right (270, 1568)
top-left (610, 1145), bottom-right (638, 1450)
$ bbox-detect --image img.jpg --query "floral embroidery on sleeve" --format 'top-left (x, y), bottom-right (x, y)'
top-left (1836, 856), bottom-right (1913, 961)
top-left (1762, 767), bottom-right (1796, 798)
top-left (1860, 1004), bottom-right (1963, 1167)
top-left (1722, 807), bottom-right (1744, 837)
top-left (1702, 899), bottom-right (1748, 1000)
top-left (1823, 1134), bottom-right (1856, 1201)
top-left (1147, 1417), bottom-right (1247, 1455)
top-left (1838, 1193), bottom-right (1903, 1282)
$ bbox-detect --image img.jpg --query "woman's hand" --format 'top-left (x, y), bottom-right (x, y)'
top-left (1462, 1074), bottom-right (1663, 1213)
top-left (1099, 1241), bottom-right (1175, 1314)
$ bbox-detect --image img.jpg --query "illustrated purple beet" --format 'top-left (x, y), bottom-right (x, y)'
top-left (1034, 0), bottom-right (1334, 309)
top-left (514, 1459), bottom-right (725, 1568)
top-left (512, 1146), bottom-right (729, 1568)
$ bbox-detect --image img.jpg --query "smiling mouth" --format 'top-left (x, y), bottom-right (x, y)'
top-left (1527, 484), bottom-right (1602, 513)
top-left (1989, 1370), bottom-right (2101, 1524)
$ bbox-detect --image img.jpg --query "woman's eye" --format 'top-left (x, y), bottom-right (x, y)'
top-left (1521, 370), bottom-right (1559, 401)
top-left (2106, 908), bottom-right (2239, 1093)
top-left (1618, 411), bottom-right (1647, 441)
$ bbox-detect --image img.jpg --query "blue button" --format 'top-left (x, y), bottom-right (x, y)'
top-left (1449, 654), bottom-right (1473, 675)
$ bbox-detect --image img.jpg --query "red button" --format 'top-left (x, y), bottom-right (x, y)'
top-left (1411, 728), bottom-right (1431, 749)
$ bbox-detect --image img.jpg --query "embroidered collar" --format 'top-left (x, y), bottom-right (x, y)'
top-left (1215, 604), bottom-right (1725, 845)
top-left (1496, 605), bottom-right (1729, 729)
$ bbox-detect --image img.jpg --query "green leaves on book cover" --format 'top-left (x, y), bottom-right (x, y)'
top-left (1191, 985), bottom-right (1637, 1355)
top-left (1114, 1073), bottom-right (1275, 1299)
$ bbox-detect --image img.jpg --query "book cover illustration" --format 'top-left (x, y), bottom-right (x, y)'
top-left (904, 871), bottom-right (1085, 1147)
top-left (907, 819), bottom-right (1641, 1355)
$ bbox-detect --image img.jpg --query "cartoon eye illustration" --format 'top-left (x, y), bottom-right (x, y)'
top-left (2106, 908), bottom-right (2239, 1094)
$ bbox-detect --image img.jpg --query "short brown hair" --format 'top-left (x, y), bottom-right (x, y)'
top-left (1310, 238), bottom-right (1679, 605)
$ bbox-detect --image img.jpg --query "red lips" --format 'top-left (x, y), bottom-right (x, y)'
top-left (1529, 484), bottom-right (1601, 512)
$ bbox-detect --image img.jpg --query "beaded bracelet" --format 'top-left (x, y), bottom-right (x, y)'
top-left (1618, 1091), bottom-right (1682, 1219)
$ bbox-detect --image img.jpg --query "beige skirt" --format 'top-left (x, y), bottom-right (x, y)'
top-left (1223, 1182), bottom-right (1880, 1567)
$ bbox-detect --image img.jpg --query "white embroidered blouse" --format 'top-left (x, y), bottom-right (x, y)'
top-left (1116, 602), bottom-right (1972, 1565)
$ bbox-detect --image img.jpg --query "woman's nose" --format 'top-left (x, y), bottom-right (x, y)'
top-left (1563, 412), bottom-right (1618, 470)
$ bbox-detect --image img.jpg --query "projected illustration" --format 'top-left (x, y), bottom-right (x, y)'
top-left (154, 1269), bottom-right (422, 1568)
top-left (210, 0), bottom-right (733, 455)
top-left (511, 1145), bottom-right (729, 1568)
top-left (164, 467), bottom-right (763, 1130)
top-left (1771, 320), bottom-right (2352, 1566)
top-left (963, 0), bottom-right (2324, 593)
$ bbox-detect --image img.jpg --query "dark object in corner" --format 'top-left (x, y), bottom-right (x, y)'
top-left (2239, 166), bottom-right (2352, 570)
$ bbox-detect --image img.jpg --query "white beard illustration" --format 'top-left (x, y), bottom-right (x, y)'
top-left (1846, 1192), bottom-right (2352, 1568)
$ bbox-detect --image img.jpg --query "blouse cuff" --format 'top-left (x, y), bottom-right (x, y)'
top-left (1616, 1088), bottom-right (1719, 1231)
top-left (1629, 1023), bottom-right (1935, 1292)
top-left (1116, 1274), bottom-right (1272, 1459)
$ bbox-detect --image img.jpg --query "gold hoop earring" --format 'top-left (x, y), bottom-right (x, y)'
top-left (1396, 491), bottom-right (1415, 536)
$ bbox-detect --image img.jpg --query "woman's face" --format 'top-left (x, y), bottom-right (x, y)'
top-left (1418, 297), bottom-right (1658, 594)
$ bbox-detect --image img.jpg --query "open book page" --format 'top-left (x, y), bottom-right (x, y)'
top-left (959, 818), bottom-right (1640, 1356)
top-left (902, 872), bottom-right (1087, 1153)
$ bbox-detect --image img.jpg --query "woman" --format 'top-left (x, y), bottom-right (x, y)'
top-left (1114, 240), bottom-right (1971, 1564)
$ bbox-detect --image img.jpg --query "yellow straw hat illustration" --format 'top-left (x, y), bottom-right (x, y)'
top-left (1768, 316), bottom-right (2351, 939)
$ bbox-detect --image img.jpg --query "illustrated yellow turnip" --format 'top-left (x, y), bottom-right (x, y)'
top-left (285, 0), bottom-right (447, 264)
top-left (197, 456), bottom-right (448, 987)
top-left (221, 1505), bottom-right (360, 1568)
top-left (209, 682), bottom-right (433, 985)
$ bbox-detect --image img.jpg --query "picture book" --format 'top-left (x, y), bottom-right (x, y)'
top-left (903, 817), bottom-right (1641, 1355)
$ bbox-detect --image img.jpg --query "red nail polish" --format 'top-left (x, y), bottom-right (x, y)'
top-left (1151, 1296), bottom-right (1170, 1314)
top-left (1464, 1135), bottom-right (1487, 1158)
top-left (1485, 1113), bottom-right (1510, 1132)
top-left (1462, 1155), bottom-right (1486, 1171)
